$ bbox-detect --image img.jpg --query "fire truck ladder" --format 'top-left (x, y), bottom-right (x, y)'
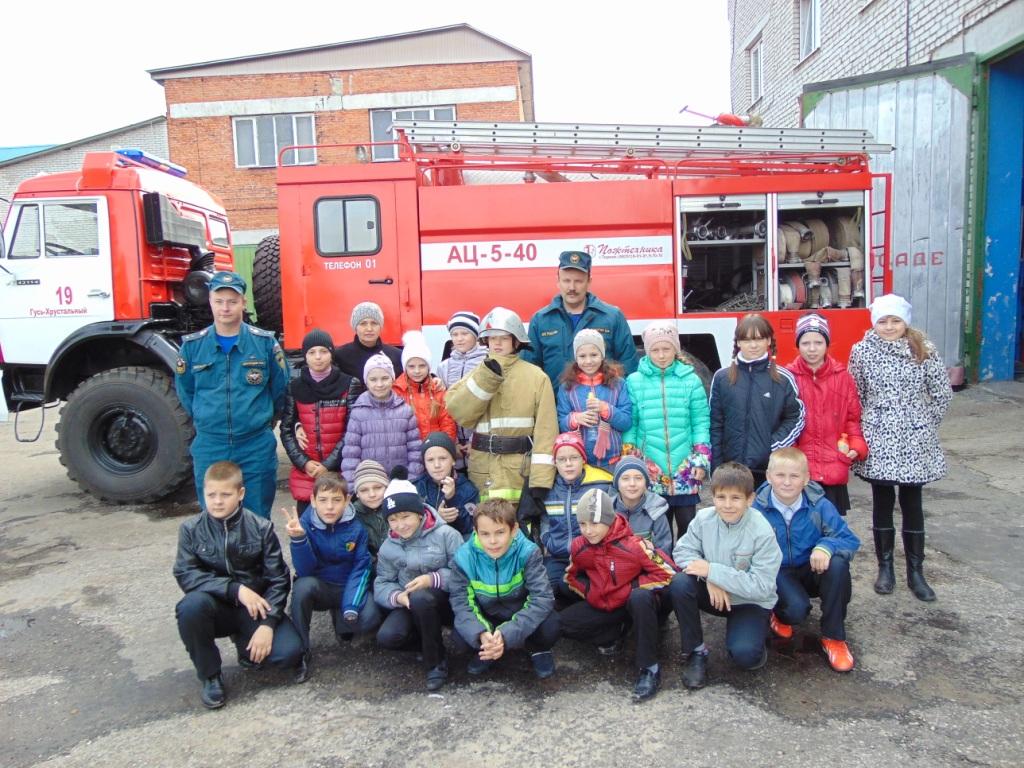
top-left (392, 120), bottom-right (893, 164)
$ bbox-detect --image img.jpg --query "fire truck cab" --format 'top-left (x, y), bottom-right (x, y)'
top-left (260, 120), bottom-right (891, 374)
top-left (0, 149), bottom-right (233, 502)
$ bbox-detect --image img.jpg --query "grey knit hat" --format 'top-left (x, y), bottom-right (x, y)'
top-left (350, 301), bottom-right (384, 330)
top-left (573, 328), bottom-right (606, 359)
top-left (353, 460), bottom-right (388, 493)
top-left (576, 488), bottom-right (616, 527)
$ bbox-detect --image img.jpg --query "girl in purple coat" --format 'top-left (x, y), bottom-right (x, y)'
top-left (341, 354), bottom-right (423, 484)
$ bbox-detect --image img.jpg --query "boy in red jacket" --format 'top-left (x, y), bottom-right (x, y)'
top-left (559, 488), bottom-right (677, 703)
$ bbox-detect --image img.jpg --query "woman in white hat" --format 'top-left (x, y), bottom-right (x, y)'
top-left (848, 294), bottom-right (953, 602)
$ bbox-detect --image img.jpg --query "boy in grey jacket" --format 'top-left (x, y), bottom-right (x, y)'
top-left (668, 462), bottom-right (783, 690)
top-left (373, 469), bottom-right (464, 691)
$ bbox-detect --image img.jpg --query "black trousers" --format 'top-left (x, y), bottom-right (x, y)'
top-left (375, 587), bottom-right (453, 668)
top-left (668, 573), bottom-right (769, 669)
top-left (289, 576), bottom-right (382, 652)
top-left (870, 482), bottom-right (924, 530)
top-left (774, 559), bottom-right (852, 640)
top-left (175, 591), bottom-right (304, 681)
top-left (559, 589), bottom-right (663, 669)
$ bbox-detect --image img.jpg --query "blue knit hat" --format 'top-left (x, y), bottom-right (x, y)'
top-left (613, 456), bottom-right (650, 490)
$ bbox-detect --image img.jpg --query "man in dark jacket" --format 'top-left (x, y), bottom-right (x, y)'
top-left (522, 251), bottom-right (639, 386)
top-left (173, 461), bottom-right (303, 709)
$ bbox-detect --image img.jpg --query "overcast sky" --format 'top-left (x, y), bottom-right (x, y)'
top-left (0, 1), bottom-right (732, 147)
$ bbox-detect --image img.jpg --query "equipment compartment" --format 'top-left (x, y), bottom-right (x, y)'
top-left (678, 195), bottom-right (768, 312)
top-left (776, 191), bottom-right (868, 310)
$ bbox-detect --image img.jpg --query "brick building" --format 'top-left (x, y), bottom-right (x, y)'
top-left (728, 0), bottom-right (1024, 382)
top-left (149, 24), bottom-right (533, 254)
top-left (728, 0), bottom-right (1023, 125)
top-left (0, 117), bottom-right (167, 222)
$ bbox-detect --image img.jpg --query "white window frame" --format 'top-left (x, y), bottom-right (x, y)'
top-left (799, 0), bottom-right (821, 61)
top-left (749, 37), bottom-right (764, 105)
top-left (370, 106), bottom-right (457, 162)
top-left (233, 114), bottom-right (317, 168)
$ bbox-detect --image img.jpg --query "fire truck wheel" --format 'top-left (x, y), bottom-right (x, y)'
top-left (252, 235), bottom-right (282, 335)
top-left (55, 367), bottom-right (194, 503)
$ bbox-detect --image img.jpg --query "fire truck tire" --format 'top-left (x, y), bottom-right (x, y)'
top-left (55, 367), bottom-right (194, 503)
top-left (252, 235), bottom-right (283, 335)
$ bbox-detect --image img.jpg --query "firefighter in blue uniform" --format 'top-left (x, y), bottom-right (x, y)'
top-left (175, 271), bottom-right (287, 518)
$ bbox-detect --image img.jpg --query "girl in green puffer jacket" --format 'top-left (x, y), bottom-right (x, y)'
top-left (623, 323), bottom-right (712, 540)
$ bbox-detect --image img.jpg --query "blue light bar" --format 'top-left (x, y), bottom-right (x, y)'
top-left (115, 148), bottom-right (188, 177)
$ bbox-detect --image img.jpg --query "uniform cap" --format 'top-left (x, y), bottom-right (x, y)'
top-left (208, 271), bottom-right (246, 295)
top-left (559, 250), bottom-right (592, 274)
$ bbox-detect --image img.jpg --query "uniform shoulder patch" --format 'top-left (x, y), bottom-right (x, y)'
top-left (248, 326), bottom-right (277, 339)
top-left (181, 329), bottom-right (208, 342)
top-left (175, 357), bottom-right (187, 375)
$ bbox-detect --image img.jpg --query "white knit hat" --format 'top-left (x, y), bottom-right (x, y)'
top-left (870, 293), bottom-right (912, 326)
top-left (400, 330), bottom-right (432, 370)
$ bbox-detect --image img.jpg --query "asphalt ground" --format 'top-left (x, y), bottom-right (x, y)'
top-left (1, 382), bottom-right (1022, 768)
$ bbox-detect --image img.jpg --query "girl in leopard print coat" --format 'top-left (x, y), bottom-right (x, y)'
top-left (847, 294), bottom-right (953, 603)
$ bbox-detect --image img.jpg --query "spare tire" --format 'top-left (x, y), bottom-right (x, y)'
top-left (252, 234), bottom-right (282, 335)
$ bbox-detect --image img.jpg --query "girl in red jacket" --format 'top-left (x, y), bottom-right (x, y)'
top-left (393, 330), bottom-right (457, 443)
top-left (280, 329), bottom-right (359, 513)
top-left (785, 314), bottom-right (867, 516)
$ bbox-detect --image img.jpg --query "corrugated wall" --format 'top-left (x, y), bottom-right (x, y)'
top-left (803, 63), bottom-right (973, 369)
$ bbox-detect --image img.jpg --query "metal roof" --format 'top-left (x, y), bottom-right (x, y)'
top-left (148, 24), bottom-right (531, 81)
top-left (0, 117), bottom-right (165, 169)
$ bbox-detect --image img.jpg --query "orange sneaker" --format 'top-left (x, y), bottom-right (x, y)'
top-left (821, 638), bottom-right (854, 673)
top-left (769, 612), bottom-right (793, 640)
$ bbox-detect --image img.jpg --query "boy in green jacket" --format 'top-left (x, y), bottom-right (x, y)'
top-left (668, 462), bottom-right (783, 690)
top-left (449, 499), bottom-right (560, 680)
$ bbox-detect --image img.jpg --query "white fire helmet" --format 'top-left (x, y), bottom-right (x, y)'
top-left (478, 307), bottom-right (530, 344)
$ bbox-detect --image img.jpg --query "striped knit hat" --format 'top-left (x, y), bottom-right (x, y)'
top-left (795, 313), bottom-right (831, 346)
top-left (353, 460), bottom-right (388, 493)
top-left (447, 310), bottom-right (481, 338)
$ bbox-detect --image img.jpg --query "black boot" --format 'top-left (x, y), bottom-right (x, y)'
top-left (872, 527), bottom-right (896, 595)
top-left (902, 530), bottom-right (936, 602)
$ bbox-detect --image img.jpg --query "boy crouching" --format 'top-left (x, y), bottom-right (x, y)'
top-left (173, 461), bottom-right (303, 709)
top-left (668, 462), bottom-right (783, 690)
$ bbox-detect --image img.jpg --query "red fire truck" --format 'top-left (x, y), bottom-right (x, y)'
top-left (1, 123), bottom-right (892, 504)
top-left (255, 119), bottom-right (891, 381)
top-left (0, 149), bottom-right (234, 502)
